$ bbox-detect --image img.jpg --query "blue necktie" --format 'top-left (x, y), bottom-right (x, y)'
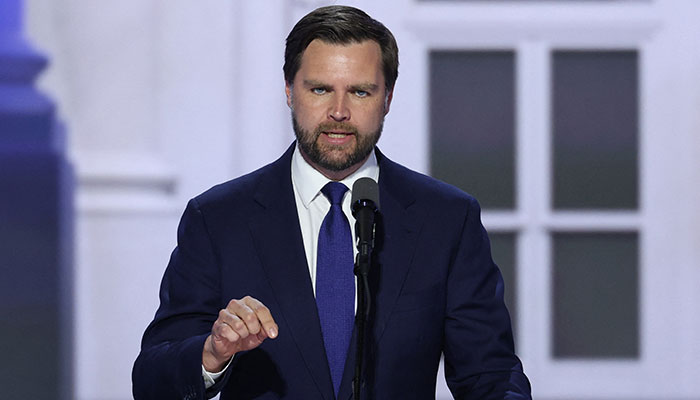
top-left (316, 182), bottom-right (355, 397)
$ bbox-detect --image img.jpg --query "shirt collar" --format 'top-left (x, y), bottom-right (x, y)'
top-left (292, 143), bottom-right (380, 208)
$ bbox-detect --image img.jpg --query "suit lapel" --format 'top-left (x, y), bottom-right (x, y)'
top-left (246, 145), bottom-right (335, 400)
top-left (372, 163), bottom-right (426, 344)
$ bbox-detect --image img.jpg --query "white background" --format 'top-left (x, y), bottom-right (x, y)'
top-left (25, 0), bottom-right (700, 398)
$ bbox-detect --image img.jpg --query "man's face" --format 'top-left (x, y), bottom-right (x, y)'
top-left (286, 39), bottom-right (393, 180)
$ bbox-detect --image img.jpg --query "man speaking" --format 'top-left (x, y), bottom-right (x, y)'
top-left (133, 5), bottom-right (531, 399)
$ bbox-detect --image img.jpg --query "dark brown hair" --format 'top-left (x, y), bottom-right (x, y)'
top-left (284, 5), bottom-right (399, 92)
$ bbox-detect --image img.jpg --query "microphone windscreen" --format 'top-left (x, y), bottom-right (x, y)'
top-left (352, 177), bottom-right (380, 211)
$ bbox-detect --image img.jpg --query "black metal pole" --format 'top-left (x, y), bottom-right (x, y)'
top-left (353, 241), bottom-right (372, 399)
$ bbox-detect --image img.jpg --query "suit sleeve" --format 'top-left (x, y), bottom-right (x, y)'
top-left (443, 197), bottom-right (532, 400)
top-left (132, 198), bottom-right (234, 399)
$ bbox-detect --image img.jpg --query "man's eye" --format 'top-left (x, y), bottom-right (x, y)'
top-left (312, 88), bottom-right (327, 95)
top-left (355, 90), bottom-right (369, 97)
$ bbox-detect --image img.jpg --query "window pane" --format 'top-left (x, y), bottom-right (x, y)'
top-left (429, 51), bottom-right (516, 209)
top-left (490, 232), bottom-right (518, 335)
top-left (552, 50), bottom-right (639, 210)
top-left (552, 232), bottom-right (639, 358)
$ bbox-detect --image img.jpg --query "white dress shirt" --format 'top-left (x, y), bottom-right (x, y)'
top-left (203, 144), bottom-right (380, 388)
top-left (291, 145), bottom-right (379, 294)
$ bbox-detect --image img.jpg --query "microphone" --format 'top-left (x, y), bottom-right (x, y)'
top-left (351, 177), bottom-right (380, 260)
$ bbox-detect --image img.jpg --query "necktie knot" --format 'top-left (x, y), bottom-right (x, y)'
top-left (321, 182), bottom-right (348, 206)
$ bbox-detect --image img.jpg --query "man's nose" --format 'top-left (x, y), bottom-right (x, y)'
top-left (328, 94), bottom-right (350, 121)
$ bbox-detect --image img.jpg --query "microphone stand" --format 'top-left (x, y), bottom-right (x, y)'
top-left (353, 238), bottom-right (372, 400)
top-left (352, 201), bottom-right (376, 400)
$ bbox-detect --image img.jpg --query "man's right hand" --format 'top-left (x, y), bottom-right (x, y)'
top-left (202, 296), bottom-right (279, 373)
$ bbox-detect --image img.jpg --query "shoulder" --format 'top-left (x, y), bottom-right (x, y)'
top-left (377, 149), bottom-right (478, 209)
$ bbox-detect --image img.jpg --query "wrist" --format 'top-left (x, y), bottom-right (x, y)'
top-left (202, 335), bottom-right (232, 373)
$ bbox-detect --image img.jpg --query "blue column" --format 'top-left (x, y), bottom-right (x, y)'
top-left (0, 0), bottom-right (74, 398)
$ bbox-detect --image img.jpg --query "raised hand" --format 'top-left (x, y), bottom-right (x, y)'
top-left (202, 296), bottom-right (279, 372)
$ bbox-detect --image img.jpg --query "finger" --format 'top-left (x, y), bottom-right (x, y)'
top-left (209, 321), bottom-right (243, 363)
top-left (228, 299), bottom-right (262, 336)
top-left (219, 308), bottom-right (251, 339)
top-left (213, 319), bottom-right (240, 345)
top-left (244, 296), bottom-right (278, 339)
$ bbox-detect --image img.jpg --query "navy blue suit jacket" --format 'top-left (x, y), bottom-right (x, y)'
top-left (133, 143), bottom-right (531, 399)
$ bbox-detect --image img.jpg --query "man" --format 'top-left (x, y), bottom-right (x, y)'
top-left (133, 5), bottom-right (531, 399)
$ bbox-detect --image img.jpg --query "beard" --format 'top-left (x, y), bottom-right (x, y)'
top-left (292, 113), bottom-right (383, 172)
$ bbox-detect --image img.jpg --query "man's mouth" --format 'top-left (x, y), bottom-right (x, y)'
top-left (324, 131), bottom-right (352, 138)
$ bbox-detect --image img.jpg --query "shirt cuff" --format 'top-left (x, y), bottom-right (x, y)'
top-left (202, 356), bottom-right (234, 389)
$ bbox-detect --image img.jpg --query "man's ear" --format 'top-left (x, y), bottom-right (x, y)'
top-left (285, 82), bottom-right (293, 109)
top-left (384, 89), bottom-right (394, 115)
